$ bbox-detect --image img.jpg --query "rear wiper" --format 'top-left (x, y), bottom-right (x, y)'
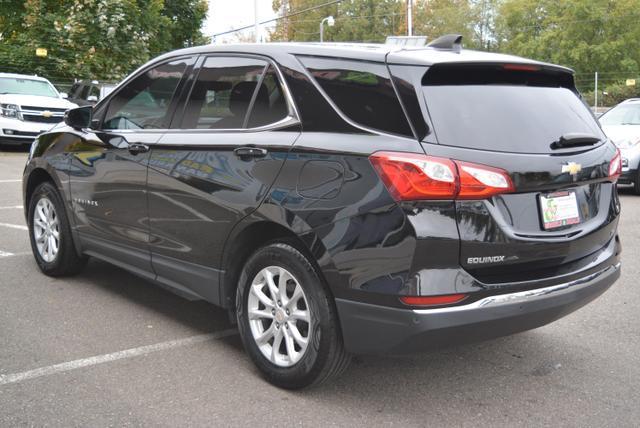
top-left (550, 133), bottom-right (601, 150)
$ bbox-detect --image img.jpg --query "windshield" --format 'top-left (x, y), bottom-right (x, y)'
top-left (423, 85), bottom-right (605, 154)
top-left (599, 103), bottom-right (640, 126)
top-left (0, 77), bottom-right (59, 98)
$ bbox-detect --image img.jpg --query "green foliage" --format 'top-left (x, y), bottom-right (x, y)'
top-left (271, 0), bottom-right (405, 43)
top-left (495, 0), bottom-right (640, 92)
top-left (0, 0), bottom-right (208, 82)
top-left (583, 83), bottom-right (640, 107)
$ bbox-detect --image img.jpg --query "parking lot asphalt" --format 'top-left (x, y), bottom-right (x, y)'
top-left (0, 149), bottom-right (639, 427)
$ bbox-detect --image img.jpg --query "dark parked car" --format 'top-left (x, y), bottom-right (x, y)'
top-left (67, 80), bottom-right (116, 106)
top-left (23, 36), bottom-right (622, 389)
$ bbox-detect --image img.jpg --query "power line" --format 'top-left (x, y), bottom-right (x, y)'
top-left (212, 0), bottom-right (343, 39)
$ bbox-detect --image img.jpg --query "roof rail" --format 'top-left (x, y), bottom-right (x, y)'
top-left (427, 34), bottom-right (463, 53)
top-left (385, 36), bottom-right (428, 47)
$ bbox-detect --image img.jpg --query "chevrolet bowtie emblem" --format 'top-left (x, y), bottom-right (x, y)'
top-left (42, 110), bottom-right (53, 118)
top-left (562, 162), bottom-right (582, 176)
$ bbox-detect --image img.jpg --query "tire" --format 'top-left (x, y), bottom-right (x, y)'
top-left (236, 242), bottom-right (350, 389)
top-left (28, 181), bottom-right (87, 276)
top-left (634, 170), bottom-right (640, 195)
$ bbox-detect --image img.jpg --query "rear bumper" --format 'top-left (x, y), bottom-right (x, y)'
top-left (618, 168), bottom-right (637, 184)
top-left (336, 262), bottom-right (620, 354)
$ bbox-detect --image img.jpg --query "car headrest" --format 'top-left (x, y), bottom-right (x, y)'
top-left (229, 81), bottom-right (257, 116)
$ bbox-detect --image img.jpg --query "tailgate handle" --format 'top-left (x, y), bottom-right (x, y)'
top-left (234, 147), bottom-right (268, 159)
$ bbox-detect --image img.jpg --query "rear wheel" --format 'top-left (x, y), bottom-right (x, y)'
top-left (28, 182), bottom-right (87, 276)
top-left (236, 243), bottom-right (350, 389)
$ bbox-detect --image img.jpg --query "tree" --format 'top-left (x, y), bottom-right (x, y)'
top-left (271, 0), bottom-right (405, 43)
top-left (495, 0), bottom-right (640, 90)
top-left (150, 0), bottom-right (209, 55)
top-left (0, 0), bottom-right (209, 82)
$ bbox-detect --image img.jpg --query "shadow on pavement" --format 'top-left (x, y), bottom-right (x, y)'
top-left (67, 257), bottom-right (235, 337)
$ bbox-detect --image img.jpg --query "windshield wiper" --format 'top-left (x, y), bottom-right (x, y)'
top-left (550, 133), bottom-right (601, 150)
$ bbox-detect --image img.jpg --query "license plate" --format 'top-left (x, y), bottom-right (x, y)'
top-left (539, 191), bottom-right (580, 230)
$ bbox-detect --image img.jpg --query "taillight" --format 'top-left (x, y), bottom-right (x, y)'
top-left (400, 294), bottom-right (468, 307)
top-left (457, 161), bottom-right (515, 199)
top-left (609, 148), bottom-right (622, 180)
top-left (370, 152), bottom-right (514, 201)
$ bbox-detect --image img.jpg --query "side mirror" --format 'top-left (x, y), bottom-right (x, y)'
top-left (59, 92), bottom-right (68, 99)
top-left (64, 106), bottom-right (93, 130)
top-left (87, 95), bottom-right (98, 103)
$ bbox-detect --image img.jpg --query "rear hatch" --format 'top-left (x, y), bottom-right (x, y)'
top-left (419, 63), bottom-right (620, 285)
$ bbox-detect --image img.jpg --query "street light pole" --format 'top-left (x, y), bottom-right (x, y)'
top-left (594, 71), bottom-right (598, 111)
top-left (407, 0), bottom-right (413, 36)
top-left (254, 0), bottom-right (259, 42)
top-left (320, 16), bottom-right (335, 43)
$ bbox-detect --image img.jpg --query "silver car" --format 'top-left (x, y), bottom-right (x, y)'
top-left (599, 98), bottom-right (640, 193)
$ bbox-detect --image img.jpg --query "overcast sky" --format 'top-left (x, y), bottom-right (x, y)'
top-left (204, 0), bottom-right (278, 43)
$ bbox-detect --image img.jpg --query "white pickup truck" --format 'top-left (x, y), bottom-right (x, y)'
top-left (0, 73), bottom-right (77, 147)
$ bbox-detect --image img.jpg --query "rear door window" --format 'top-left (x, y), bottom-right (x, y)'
top-left (422, 64), bottom-right (605, 153)
top-left (181, 56), bottom-right (265, 129)
top-left (180, 56), bottom-right (288, 129)
top-left (299, 56), bottom-right (413, 138)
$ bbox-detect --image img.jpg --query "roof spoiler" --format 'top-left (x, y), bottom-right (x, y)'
top-left (427, 34), bottom-right (463, 53)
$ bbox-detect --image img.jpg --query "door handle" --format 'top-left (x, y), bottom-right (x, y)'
top-left (128, 143), bottom-right (150, 155)
top-left (234, 147), bottom-right (268, 159)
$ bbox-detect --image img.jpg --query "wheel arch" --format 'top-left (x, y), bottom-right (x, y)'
top-left (219, 217), bottom-right (337, 312)
top-left (24, 164), bottom-right (82, 257)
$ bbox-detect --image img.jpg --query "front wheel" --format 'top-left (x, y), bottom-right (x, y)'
top-left (236, 243), bottom-right (350, 389)
top-left (634, 170), bottom-right (640, 195)
top-left (28, 181), bottom-right (87, 276)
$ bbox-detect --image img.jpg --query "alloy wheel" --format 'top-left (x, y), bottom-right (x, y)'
top-left (247, 266), bottom-right (312, 367)
top-left (32, 197), bottom-right (60, 263)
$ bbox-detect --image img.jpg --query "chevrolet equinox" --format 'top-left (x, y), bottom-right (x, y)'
top-left (23, 35), bottom-right (622, 389)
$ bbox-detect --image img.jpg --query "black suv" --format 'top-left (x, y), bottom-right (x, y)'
top-left (23, 36), bottom-right (622, 389)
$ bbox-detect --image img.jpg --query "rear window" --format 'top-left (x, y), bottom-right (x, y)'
top-left (422, 64), bottom-right (605, 153)
top-left (300, 56), bottom-right (413, 138)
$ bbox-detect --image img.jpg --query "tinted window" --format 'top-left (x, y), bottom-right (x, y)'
top-left (80, 85), bottom-right (91, 99)
top-left (89, 85), bottom-right (100, 99)
top-left (69, 82), bottom-right (81, 98)
top-left (422, 66), bottom-right (605, 153)
top-left (103, 58), bottom-right (188, 130)
top-left (181, 57), bottom-right (268, 129)
top-left (300, 56), bottom-right (413, 137)
top-left (247, 66), bottom-right (289, 128)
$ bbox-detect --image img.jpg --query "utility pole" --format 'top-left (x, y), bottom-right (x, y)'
top-left (254, 0), bottom-right (259, 42)
top-left (407, 0), bottom-right (413, 36)
top-left (594, 71), bottom-right (598, 111)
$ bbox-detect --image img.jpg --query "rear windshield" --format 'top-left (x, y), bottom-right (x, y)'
top-left (422, 65), bottom-right (605, 153)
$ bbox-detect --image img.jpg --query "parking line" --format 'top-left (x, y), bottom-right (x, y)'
top-left (0, 222), bottom-right (27, 231)
top-left (0, 205), bottom-right (23, 210)
top-left (0, 179), bottom-right (21, 183)
top-left (0, 329), bottom-right (238, 386)
top-left (0, 251), bottom-right (31, 258)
